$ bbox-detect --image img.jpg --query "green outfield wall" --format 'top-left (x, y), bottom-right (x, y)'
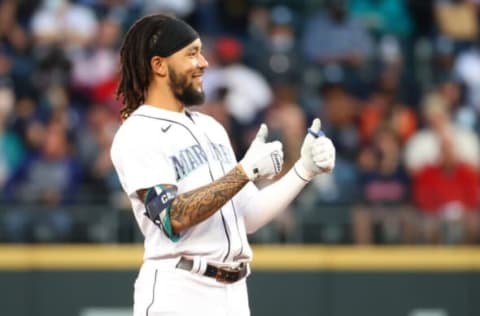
top-left (1, 245), bottom-right (480, 316)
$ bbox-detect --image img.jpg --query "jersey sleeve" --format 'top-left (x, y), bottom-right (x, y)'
top-left (111, 120), bottom-right (177, 196)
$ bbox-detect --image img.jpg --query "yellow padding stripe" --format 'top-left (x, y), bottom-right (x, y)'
top-left (252, 245), bottom-right (480, 271)
top-left (1, 245), bottom-right (480, 271)
top-left (0, 245), bottom-right (142, 270)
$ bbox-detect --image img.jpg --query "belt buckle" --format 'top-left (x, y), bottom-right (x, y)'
top-left (215, 266), bottom-right (241, 283)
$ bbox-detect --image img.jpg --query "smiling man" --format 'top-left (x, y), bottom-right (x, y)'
top-left (110, 13), bottom-right (336, 316)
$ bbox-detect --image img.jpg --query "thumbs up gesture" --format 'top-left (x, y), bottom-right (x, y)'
top-left (295, 118), bottom-right (336, 181)
top-left (239, 124), bottom-right (284, 181)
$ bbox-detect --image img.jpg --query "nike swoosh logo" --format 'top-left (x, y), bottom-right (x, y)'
top-left (161, 124), bottom-right (172, 133)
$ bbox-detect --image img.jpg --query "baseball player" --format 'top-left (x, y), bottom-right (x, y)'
top-left (110, 14), bottom-right (336, 316)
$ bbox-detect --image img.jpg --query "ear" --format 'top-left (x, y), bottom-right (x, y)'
top-left (150, 56), bottom-right (167, 77)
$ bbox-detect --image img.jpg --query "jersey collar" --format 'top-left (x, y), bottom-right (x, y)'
top-left (134, 104), bottom-right (194, 121)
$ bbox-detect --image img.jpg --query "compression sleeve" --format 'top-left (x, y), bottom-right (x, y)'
top-left (242, 161), bottom-right (310, 233)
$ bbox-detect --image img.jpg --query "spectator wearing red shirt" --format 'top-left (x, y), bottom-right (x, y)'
top-left (413, 131), bottom-right (480, 244)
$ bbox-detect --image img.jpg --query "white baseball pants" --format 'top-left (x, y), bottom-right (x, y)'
top-left (133, 262), bottom-right (250, 316)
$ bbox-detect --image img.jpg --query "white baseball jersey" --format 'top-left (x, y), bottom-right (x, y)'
top-left (111, 105), bottom-right (257, 264)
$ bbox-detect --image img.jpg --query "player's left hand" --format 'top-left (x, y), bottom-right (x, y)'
top-left (295, 118), bottom-right (335, 181)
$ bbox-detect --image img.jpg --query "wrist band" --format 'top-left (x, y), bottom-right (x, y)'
top-left (294, 164), bottom-right (310, 182)
top-left (308, 128), bottom-right (325, 138)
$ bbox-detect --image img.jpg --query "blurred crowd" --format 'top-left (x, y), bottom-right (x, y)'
top-left (1, 0), bottom-right (480, 245)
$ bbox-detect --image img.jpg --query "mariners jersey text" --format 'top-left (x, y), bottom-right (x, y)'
top-left (171, 142), bottom-right (233, 180)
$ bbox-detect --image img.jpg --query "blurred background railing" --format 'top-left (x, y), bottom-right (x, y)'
top-left (0, 202), bottom-right (353, 244)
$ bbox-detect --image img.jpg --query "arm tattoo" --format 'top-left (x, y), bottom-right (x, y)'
top-left (170, 165), bottom-right (249, 233)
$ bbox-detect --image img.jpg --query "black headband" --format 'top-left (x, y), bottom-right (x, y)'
top-left (153, 16), bottom-right (199, 57)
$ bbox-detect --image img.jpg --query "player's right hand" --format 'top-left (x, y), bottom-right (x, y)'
top-left (239, 124), bottom-right (284, 181)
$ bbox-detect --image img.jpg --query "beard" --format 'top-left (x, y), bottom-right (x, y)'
top-left (168, 66), bottom-right (205, 106)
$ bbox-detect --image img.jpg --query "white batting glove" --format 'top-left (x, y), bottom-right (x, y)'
top-left (294, 118), bottom-right (335, 181)
top-left (239, 124), bottom-right (284, 181)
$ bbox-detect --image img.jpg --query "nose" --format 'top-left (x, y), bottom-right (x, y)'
top-left (198, 53), bottom-right (209, 69)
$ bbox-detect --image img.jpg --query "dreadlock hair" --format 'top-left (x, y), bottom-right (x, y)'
top-left (116, 15), bottom-right (166, 120)
top-left (116, 14), bottom-right (198, 120)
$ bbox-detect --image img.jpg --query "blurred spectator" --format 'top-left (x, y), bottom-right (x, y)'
top-left (301, 0), bottom-right (374, 69)
top-left (246, 5), bottom-right (270, 42)
top-left (430, 35), bottom-right (457, 85)
top-left (358, 67), bottom-right (418, 145)
top-left (41, 84), bottom-right (82, 138)
top-left (0, 83), bottom-right (24, 190)
top-left (0, 0), bottom-right (18, 39)
top-left (75, 104), bottom-right (121, 204)
top-left (0, 0), bottom-right (36, 96)
top-left (203, 36), bottom-right (273, 156)
top-left (245, 5), bottom-right (302, 85)
top-left (412, 130), bottom-right (480, 244)
top-left (70, 15), bottom-right (122, 108)
top-left (30, 0), bottom-right (98, 52)
top-left (359, 34), bottom-right (419, 144)
top-left (31, 45), bottom-right (71, 95)
top-left (265, 83), bottom-right (305, 173)
top-left (352, 125), bottom-right (415, 244)
top-left (404, 92), bottom-right (480, 174)
top-left (5, 120), bottom-right (79, 200)
top-left (319, 77), bottom-right (360, 161)
top-left (9, 96), bottom-right (43, 155)
top-left (6, 24), bottom-right (35, 96)
top-left (198, 87), bottom-right (236, 152)
top-left (435, 75), bottom-right (477, 130)
top-left (453, 39), bottom-right (480, 115)
top-left (434, 0), bottom-right (478, 44)
top-left (0, 47), bottom-right (13, 85)
top-left (349, 0), bottom-right (413, 39)
top-left (3, 121), bottom-right (80, 242)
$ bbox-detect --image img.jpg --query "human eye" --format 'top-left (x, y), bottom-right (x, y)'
top-left (187, 47), bottom-right (200, 57)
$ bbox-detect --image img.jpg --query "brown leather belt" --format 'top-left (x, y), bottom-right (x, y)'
top-left (176, 257), bottom-right (247, 283)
